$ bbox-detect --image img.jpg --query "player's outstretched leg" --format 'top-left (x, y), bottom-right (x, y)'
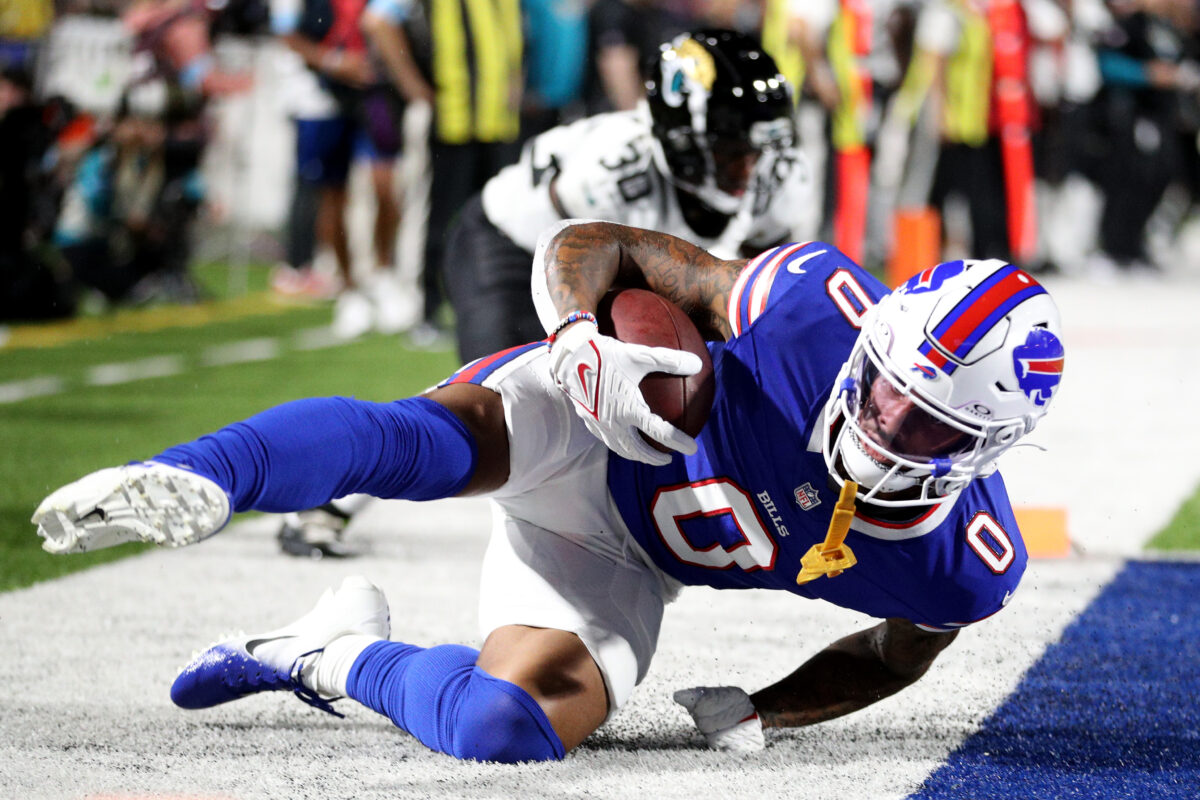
top-left (32, 463), bottom-right (231, 554)
top-left (171, 575), bottom-right (391, 716)
top-left (32, 391), bottom-right (493, 555)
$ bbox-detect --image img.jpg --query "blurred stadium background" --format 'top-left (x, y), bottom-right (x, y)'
top-left (2, 0), bottom-right (1199, 797)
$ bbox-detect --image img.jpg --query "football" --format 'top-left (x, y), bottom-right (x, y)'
top-left (596, 288), bottom-right (716, 449)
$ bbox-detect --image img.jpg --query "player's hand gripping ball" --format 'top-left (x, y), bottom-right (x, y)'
top-left (596, 288), bottom-right (716, 451)
top-left (549, 288), bottom-right (715, 465)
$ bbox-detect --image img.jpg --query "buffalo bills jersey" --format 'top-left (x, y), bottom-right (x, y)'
top-left (608, 243), bottom-right (1026, 632)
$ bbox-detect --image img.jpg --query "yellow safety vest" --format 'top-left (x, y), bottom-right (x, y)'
top-left (430, 0), bottom-right (522, 144)
top-left (941, 2), bottom-right (991, 146)
top-left (0, 0), bottom-right (54, 39)
top-left (761, 0), bottom-right (804, 104)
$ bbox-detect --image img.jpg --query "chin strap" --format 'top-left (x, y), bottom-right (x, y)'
top-left (796, 480), bottom-right (859, 585)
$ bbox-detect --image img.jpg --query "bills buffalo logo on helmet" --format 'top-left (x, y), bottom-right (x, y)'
top-left (901, 260), bottom-right (967, 295)
top-left (912, 362), bottom-right (937, 380)
top-left (1012, 328), bottom-right (1064, 407)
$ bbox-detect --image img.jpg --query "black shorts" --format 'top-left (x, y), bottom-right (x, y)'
top-left (442, 194), bottom-right (548, 363)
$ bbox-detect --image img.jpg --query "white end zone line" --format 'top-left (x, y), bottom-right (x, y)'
top-left (0, 327), bottom-right (340, 404)
top-left (0, 376), bottom-right (66, 404)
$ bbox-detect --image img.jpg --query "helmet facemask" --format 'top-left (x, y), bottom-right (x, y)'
top-left (823, 336), bottom-right (1024, 507)
top-left (822, 259), bottom-right (1062, 509)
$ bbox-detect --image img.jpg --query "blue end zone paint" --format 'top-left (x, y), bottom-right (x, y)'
top-left (911, 561), bottom-right (1200, 800)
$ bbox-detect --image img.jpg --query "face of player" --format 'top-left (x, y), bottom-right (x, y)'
top-left (856, 370), bottom-right (972, 465)
top-left (709, 138), bottom-right (761, 198)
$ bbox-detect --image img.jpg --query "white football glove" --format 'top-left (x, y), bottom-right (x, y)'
top-left (673, 686), bottom-right (765, 753)
top-left (549, 320), bottom-right (702, 466)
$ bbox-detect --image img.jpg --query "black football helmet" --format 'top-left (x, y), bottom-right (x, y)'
top-left (645, 29), bottom-right (795, 213)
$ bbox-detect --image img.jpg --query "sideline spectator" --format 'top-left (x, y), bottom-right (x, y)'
top-left (275, 0), bottom-right (410, 339)
top-left (362, 0), bottom-right (524, 343)
top-left (53, 80), bottom-right (207, 306)
top-left (582, 0), bottom-right (694, 114)
top-left (903, 0), bottom-right (1041, 264)
top-left (122, 0), bottom-right (254, 96)
top-left (521, 0), bottom-right (589, 139)
top-left (0, 65), bottom-right (76, 320)
top-left (1091, 0), bottom-right (1200, 273)
top-left (0, 0), bottom-right (54, 71)
top-left (268, 0), bottom-right (348, 301)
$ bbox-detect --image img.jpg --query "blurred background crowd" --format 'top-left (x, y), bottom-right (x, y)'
top-left (3, 0), bottom-right (1200, 338)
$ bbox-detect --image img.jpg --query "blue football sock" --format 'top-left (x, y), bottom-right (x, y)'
top-left (345, 641), bottom-right (566, 763)
top-left (152, 396), bottom-right (477, 512)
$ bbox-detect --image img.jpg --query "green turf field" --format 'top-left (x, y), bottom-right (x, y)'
top-left (2, 267), bottom-right (1196, 591)
top-left (1, 270), bottom-right (457, 591)
top-left (1147, 485), bottom-right (1200, 551)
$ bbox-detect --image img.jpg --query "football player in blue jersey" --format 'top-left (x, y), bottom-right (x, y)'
top-left (33, 220), bottom-right (1064, 761)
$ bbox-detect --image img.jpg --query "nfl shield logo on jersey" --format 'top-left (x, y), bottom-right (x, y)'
top-left (794, 482), bottom-right (821, 510)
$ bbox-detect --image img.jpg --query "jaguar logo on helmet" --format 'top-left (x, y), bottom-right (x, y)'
top-left (645, 29), bottom-right (794, 215)
top-left (1012, 328), bottom-right (1064, 407)
top-left (660, 39), bottom-right (716, 109)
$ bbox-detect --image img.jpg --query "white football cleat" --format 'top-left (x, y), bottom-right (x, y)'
top-left (32, 462), bottom-right (231, 554)
top-left (171, 575), bottom-right (391, 715)
top-left (332, 288), bottom-right (373, 340)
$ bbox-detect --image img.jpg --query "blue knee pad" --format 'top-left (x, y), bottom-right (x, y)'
top-left (153, 396), bottom-right (477, 512)
top-left (346, 641), bottom-right (565, 763)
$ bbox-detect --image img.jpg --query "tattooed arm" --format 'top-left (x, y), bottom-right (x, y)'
top-left (529, 221), bottom-right (732, 463)
top-left (535, 221), bottom-right (745, 341)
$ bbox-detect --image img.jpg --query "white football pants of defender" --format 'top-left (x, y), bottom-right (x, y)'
top-left (474, 346), bottom-right (682, 715)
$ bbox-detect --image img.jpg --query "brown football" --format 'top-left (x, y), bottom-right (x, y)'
top-left (596, 288), bottom-right (716, 451)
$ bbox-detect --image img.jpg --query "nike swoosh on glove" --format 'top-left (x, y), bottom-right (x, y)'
top-left (549, 320), bottom-right (701, 466)
top-left (673, 685), bottom-right (765, 753)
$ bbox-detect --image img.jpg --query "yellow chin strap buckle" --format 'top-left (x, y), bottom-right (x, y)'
top-left (796, 480), bottom-right (858, 585)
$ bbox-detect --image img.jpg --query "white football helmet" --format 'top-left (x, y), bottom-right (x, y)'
top-left (822, 259), bottom-right (1065, 507)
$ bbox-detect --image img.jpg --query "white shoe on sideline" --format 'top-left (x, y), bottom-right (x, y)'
top-left (332, 289), bottom-right (373, 340)
top-left (370, 271), bottom-right (420, 335)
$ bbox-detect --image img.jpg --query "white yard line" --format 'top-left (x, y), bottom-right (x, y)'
top-left (0, 375), bottom-right (65, 404)
top-left (0, 327), bottom-right (344, 404)
top-left (292, 325), bottom-right (346, 351)
top-left (86, 355), bottom-right (186, 386)
top-left (200, 337), bottom-right (281, 366)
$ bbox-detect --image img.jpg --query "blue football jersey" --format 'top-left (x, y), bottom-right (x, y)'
top-left (608, 243), bottom-right (1027, 631)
